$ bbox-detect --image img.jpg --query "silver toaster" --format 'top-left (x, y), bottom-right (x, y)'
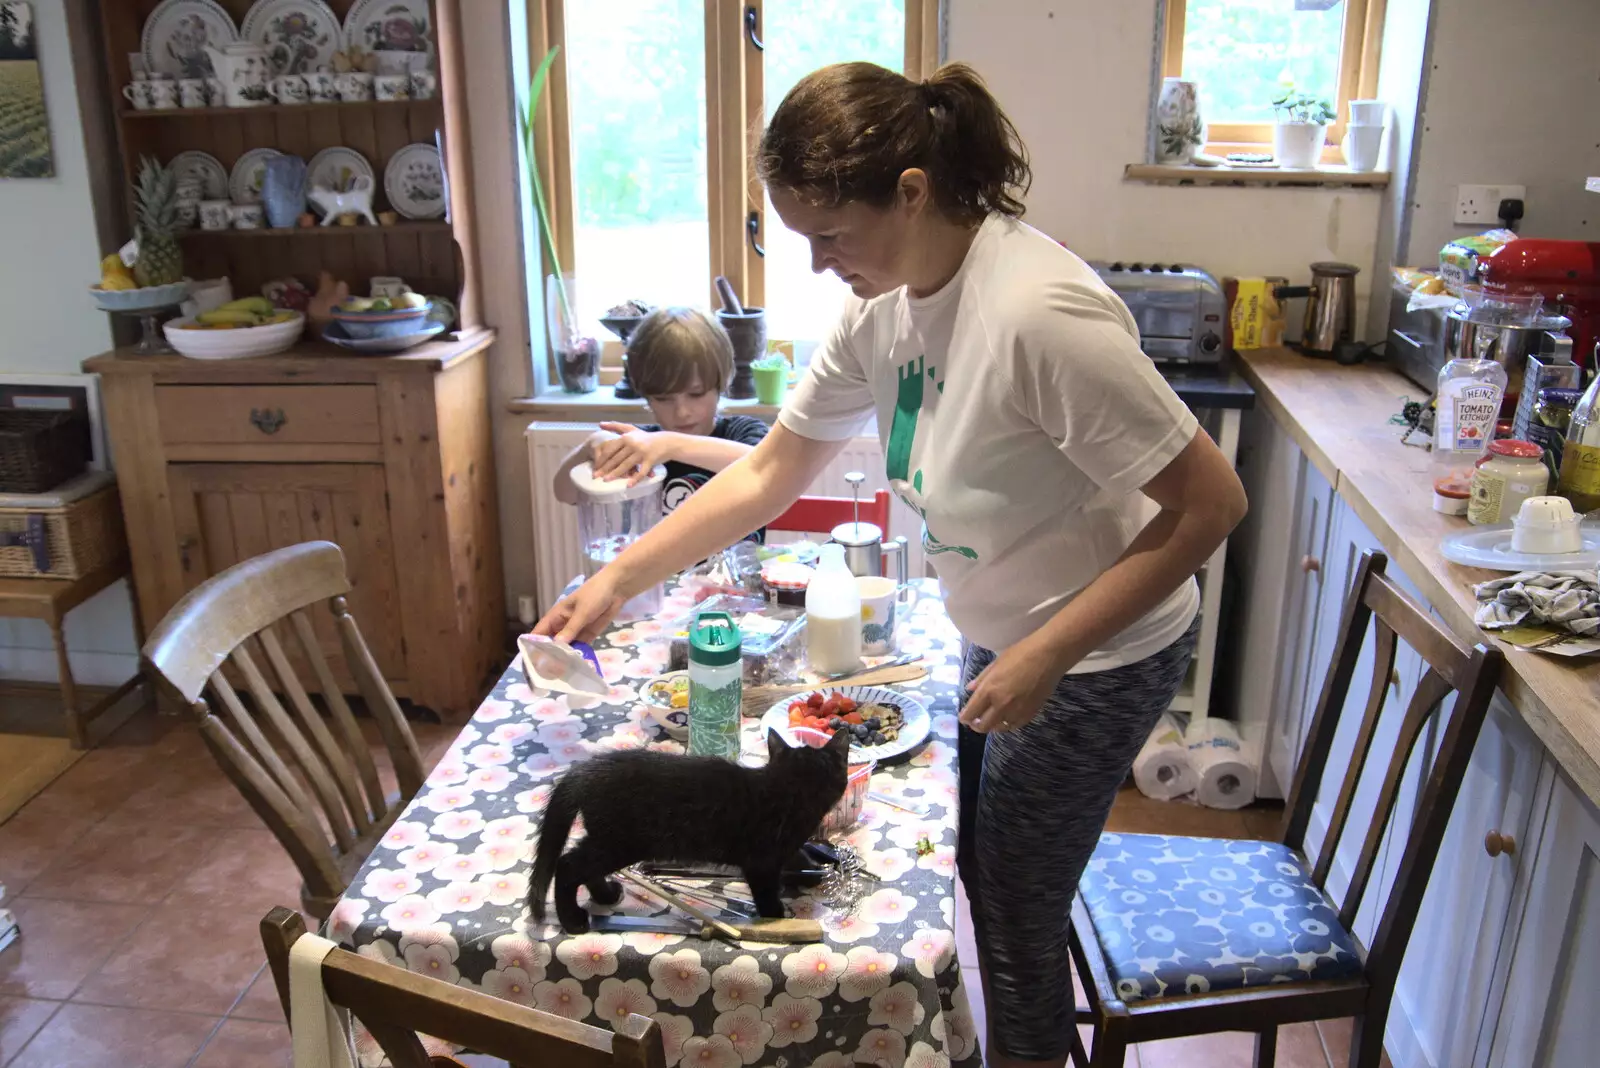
top-left (1091, 261), bottom-right (1228, 364)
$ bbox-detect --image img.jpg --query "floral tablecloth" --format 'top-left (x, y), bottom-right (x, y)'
top-left (330, 580), bottom-right (980, 1068)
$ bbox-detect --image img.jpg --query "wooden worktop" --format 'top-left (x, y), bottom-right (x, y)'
top-left (1238, 346), bottom-right (1600, 806)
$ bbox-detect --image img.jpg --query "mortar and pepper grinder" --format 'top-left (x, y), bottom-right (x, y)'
top-left (715, 275), bottom-right (766, 400)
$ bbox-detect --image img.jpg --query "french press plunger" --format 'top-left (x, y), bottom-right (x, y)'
top-left (829, 472), bottom-right (909, 583)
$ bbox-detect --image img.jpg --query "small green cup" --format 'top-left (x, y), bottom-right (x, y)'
top-left (752, 357), bottom-right (788, 406)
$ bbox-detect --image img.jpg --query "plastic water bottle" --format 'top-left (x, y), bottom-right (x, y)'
top-left (805, 543), bottom-right (862, 676)
top-left (687, 610), bottom-right (742, 759)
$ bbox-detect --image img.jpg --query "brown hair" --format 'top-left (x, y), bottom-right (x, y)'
top-left (756, 61), bottom-right (1030, 223)
top-left (624, 307), bottom-right (736, 397)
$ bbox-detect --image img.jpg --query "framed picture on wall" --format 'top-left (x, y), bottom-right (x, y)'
top-left (0, 1), bottom-right (55, 179)
top-left (0, 373), bottom-right (107, 471)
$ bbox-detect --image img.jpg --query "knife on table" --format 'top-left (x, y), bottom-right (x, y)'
top-left (589, 913), bottom-right (825, 943)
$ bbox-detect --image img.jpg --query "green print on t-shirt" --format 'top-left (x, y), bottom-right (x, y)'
top-left (884, 355), bottom-right (978, 561)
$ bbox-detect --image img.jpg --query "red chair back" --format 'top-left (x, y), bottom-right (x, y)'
top-left (771, 490), bottom-right (891, 539)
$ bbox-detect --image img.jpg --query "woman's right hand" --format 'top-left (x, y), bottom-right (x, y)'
top-left (534, 573), bottom-right (627, 643)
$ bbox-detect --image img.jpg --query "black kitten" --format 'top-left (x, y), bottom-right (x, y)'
top-left (530, 728), bottom-right (849, 933)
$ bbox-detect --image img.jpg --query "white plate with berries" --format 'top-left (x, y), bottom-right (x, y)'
top-left (759, 686), bottom-right (931, 765)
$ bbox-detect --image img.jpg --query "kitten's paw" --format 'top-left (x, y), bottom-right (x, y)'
top-left (557, 908), bottom-right (591, 935)
top-left (589, 879), bottom-right (624, 906)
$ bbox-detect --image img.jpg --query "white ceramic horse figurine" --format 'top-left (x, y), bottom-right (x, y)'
top-left (309, 175), bottom-right (378, 227)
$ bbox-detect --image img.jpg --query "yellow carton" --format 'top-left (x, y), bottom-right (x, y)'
top-left (1227, 276), bottom-right (1288, 350)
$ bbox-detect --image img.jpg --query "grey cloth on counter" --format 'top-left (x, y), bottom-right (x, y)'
top-left (1473, 570), bottom-right (1600, 635)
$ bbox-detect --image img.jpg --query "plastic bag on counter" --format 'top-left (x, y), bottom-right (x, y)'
top-left (679, 540), bottom-right (767, 601)
top-left (1440, 229), bottom-right (1518, 295)
top-left (662, 593), bottom-right (808, 685)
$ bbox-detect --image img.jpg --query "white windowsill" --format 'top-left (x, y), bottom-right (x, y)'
top-left (1124, 163), bottom-right (1391, 188)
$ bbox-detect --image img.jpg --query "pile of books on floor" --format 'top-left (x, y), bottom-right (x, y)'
top-left (0, 883), bottom-right (17, 954)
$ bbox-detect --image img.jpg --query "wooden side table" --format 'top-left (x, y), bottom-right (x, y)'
top-left (0, 555), bottom-right (147, 747)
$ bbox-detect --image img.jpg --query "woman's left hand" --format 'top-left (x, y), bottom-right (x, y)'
top-left (959, 633), bottom-right (1075, 733)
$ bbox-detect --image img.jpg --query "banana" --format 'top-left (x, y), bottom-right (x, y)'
top-left (217, 296), bottom-right (275, 315)
top-left (197, 308), bottom-right (264, 326)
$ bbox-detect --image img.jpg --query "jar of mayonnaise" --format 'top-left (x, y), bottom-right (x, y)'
top-left (1468, 439), bottom-right (1548, 525)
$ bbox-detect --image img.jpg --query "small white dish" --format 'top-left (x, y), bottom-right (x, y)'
top-left (641, 672), bottom-right (691, 741)
top-left (1440, 520), bottom-right (1600, 571)
top-left (384, 143), bottom-right (446, 219)
top-left (164, 311), bottom-right (306, 359)
top-left (1512, 496), bottom-right (1585, 555)
top-left (169, 150), bottom-right (228, 200)
top-left (307, 145), bottom-right (374, 195)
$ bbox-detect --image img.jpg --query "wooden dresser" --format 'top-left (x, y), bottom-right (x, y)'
top-left (84, 331), bottom-right (502, 720)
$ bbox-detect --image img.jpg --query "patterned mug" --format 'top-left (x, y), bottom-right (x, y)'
top-left (374, 74), bottom-right (409, 101)
top-left (199, 199), bottom-right (232, 231)
top-left (178, 78), bottom-right (208, 108)
top-left (146, 78), bottom-right (179, 110)
top-left (230, 203), bottom-right (265, 230)
top-left (269, 74), bottom-right (308, 105)
top-left (857, 576), bottom-right (919, 656)
top-left (408, 70), bottom-right (438, 100)
top-left (305, 70), bottom-right (338, 103)
top-left (205, 77), bottom-right (226, 106)
top-left (335, 72), bottom-right (374, 101)
top-left (122, 81), bottom-right (153, 110)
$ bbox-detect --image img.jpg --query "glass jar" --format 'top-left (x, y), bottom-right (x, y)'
top-left (1558, 373), bottom-right (1600, 515)
top-left (1529, 386), bottom-right (1581, 482)
top-left (1468, 439), bottom-right (1547, 526)
top-left (568, 460), bottom-right (665, 618)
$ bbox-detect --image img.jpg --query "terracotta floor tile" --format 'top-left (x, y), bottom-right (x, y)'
top-left (1136, 1030), bottom-right (1260, 1067)
top-left (227, 966), bottom-right (283, 1024)
top-left (164, 829), bottom-right (303, 915)
top-left (0, 898), bottom-right (144, 1000)
top-left (9, 1003), bottom-right (217, 1068)
top-left (1104, 786), bottom-right (1262, 840)
top-left (190, 1017), bottom-right (291, 1068)
top-left (106, 752), bottom-right (261, 831)
top-left (31, 747), bottom-right (154, 824)
top-left (0, 797), bottom-right (103, 896)
top-left (25, 817), bottom-right (218, 905)
top-left (1276, 1022), bottom-right (1333, 1068)
top-left (73, 899), bottom-right (267, 1016)
top-left (1319, 1016), bottom-right (1354, 1065)
top-left (0, 995), bottom-right (61, 1067)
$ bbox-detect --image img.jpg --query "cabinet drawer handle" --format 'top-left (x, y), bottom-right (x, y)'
top-left (250, 408), bottom-right (287, 434)
top-left (1484, 830), bottom-right (1517, 857)
top-left (1301, 554), bottom-right (1321, 573)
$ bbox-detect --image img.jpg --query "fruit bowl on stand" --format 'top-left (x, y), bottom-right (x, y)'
top-left (88, 279), bottom-right (192, 355)
top-left (164, 311), bottom-right (306, 360)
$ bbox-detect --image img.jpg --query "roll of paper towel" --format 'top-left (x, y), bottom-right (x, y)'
top-left (1132, 713), bottom-right (1198, 801)
top-left (1187, 719), bottom-right (1258, 810)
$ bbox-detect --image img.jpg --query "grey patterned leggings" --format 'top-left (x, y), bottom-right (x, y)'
top-left (956, 617), bottom-right (1199, 1061)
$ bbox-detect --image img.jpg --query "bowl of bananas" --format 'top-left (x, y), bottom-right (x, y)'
top-left (163, 297), bottom-right (305, 360)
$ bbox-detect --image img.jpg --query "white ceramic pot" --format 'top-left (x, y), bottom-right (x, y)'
top-left (1273, 122), bottom-right (1327, 169)
top-left (1155, 77), bottom-right (1204, 164)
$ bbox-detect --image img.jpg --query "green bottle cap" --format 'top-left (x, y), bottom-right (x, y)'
top-left (688, 610), bottom-right (742, 666)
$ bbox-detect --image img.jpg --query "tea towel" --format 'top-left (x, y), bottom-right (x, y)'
top-left (290, 932), bottom-right (357, 1068)
top-left (1473, 570), bottom-right (1600, 636)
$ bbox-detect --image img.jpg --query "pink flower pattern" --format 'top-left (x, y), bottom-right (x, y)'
top-left (333, 581), bottom-right (977, 1065)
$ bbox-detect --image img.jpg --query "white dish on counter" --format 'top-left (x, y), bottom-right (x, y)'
top-left (1440, 522), bottom-right (1600, 571)
top-left (164, 312), bottom-right (305, 359)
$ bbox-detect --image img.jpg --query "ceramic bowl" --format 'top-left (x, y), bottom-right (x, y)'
top-left (322, 319), bottom-right (446, 354)
top-left (163, 312), bottom-right (305, 360)
top-left (89, 279), bottom-right (191, 313)
top-left (329, 302), bottom-right (433, 339)
top-left (641, 671), bottom-right (691, 741)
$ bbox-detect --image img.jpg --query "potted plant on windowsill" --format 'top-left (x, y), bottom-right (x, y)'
top-left (1270, 90), bottom-right (1336, 169)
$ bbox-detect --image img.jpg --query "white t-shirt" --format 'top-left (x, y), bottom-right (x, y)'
top-left (779, 214), bottom-right (1200, 669)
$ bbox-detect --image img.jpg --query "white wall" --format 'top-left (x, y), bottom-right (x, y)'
top-left (1404, 0), bottom-right (1600, 267)
top-left (947, 0), bottom-right (1386, 338)
top-left (0, 0), bottom-right (138, 687)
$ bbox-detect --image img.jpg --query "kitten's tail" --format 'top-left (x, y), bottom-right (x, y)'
top-left (529, 776), bottom-right (578, 923)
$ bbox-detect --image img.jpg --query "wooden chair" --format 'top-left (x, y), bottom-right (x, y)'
top-left (771, 489), bottom-right (891, 539)
top-left (1067, 552), bottom-right (1503, 1068)
top-left (261, 906), bottom-right (665, 1068)
top-left (142, 540), bottom-right (425, 920)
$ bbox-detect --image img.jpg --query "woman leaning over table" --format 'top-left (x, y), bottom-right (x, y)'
top-left (537, 60), bottom-right (1247, 1068)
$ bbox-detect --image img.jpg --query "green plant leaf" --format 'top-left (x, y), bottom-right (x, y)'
top-left (517, 46), bottom-right (575, 338)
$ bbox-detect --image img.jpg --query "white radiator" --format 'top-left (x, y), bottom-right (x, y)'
top-left (526, 421), bottom-right (924, 611)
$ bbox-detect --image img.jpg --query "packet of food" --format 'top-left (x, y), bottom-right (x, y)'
top-left (518, 634), bottom-right (610, 695)
top-left (1439, 229), bottom-right (1518, 295)
top-left (1225, 276), bottom-right (1288, 350)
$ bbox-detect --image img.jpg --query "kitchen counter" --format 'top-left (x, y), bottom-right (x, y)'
top-left (1237, 345), bottom-right (1600, 807)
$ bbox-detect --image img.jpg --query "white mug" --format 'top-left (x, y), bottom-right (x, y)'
top-left (147, 78), bottom-right (179, 110)
top-left (1342, 124), bottom-right (1384, 172)
top-left (305, 70), bottom-right (338, 102)
top-left (199, 199), bottom-right (232, 231)
top-left (178, 78), bottom-right (208, 108)
top-left (856, 575), bottom-right (919, 657)
top-left (1348, 99), bottom-right (1387, 126)
top-left (122, 81), bottom-right (153, 110)
top-left (408, 70), bottom-right (437, 100)
top-left (269, 74), bottom-right (308, 104)
top-left (175, 199), bottom-right (200, 229)
top-left (336, 72), bottom-right (374, 101)
top-left (375, 51), bottom-right (413, 76)
top-left (374, 74), bottom-right (409, 101)
top-left (370, 276), bottom-right (411, 299)
top-left (205, 76), bottom-right (225, 106)
top-left (230, 203), bottom-right (265, 230)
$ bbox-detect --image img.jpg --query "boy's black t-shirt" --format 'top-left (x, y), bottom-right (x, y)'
top-left (639, 414), bottom-right (770, 515)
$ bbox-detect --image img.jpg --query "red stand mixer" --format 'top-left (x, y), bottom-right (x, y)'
top-left (1478, 239), bottom-right (1600, 369)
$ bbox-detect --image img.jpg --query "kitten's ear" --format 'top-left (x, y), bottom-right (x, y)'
top-left (825, 727), bottom-right (851, 756)
top-left (766, 728), bottom-right (788, 761)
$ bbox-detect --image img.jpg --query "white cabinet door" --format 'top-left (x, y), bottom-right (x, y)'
top-left (1268, 458), bottom-right (1337, 797)
top-left (1487, 769), bottom-right (1600, 1068)
top-left (1388, 694), bottom-right (1543, 1068)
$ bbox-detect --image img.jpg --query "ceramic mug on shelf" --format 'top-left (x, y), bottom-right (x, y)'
top-left (230, 203), bottom-right (265, 230)
top-left (370, 276), bottom-right (411, 299)
top-left (178, 78), bottom-right (208, 108)
top-left (122, 81), bottom-right (153, 110)
top-left (175, 198), bottom-right (200, 229)
top-left (305, 70), bottom-right (338, 102)
top-left (146, 78), bottom-right (179, 110)
top-left (205, 77), bottom-right (225, 107)
top-left (408, 70), bottom-right (437, 100)
top-left (199, 199), bottom-right (232, 231)
top-left (375, 50), bottom-right (413, 76)
top-left (374, 74), bottom-right (409, 101)
top-left (269, 74), bottom-right (309, 105)
top-left (335, 71), bottom-right (374, 101)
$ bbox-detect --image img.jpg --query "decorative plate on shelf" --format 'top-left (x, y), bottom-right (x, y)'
top-left (229, 148), bottom-right (284, 205)
top-left (307, 146), bottom-right (374, 194)
top-left (169, 150), bottom-right (228, 200)
top-left (142, 0), bottom-right (239, 79)
top-left (240, 0), bottom-right (343, 75)
top-left (383, 143), bottom-right (445, 219)
top-left (343, 0), bottom-right (432, 56)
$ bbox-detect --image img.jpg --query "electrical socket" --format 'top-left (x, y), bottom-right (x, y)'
top-left (1454, 184), bottom-right (1526, 226)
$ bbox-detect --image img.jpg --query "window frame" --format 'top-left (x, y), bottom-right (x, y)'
top-left (525, 0), bottom-right (939, 387)
top-left (1161, 0), bottom-right (1385, 158)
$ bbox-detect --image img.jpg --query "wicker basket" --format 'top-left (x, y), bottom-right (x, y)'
top-left (0, 409), bottom-right (90, 493)
top-left (0, 484), bottom-right (124, 580)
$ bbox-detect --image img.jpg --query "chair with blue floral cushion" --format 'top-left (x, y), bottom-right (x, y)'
top-left (1067, 552), bottom-right (1502, 1068)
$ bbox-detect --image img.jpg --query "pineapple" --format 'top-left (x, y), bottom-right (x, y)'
top-left (132, 156), bottom-right (183, 288)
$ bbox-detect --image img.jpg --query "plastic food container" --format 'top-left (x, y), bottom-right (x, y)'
top-left (569, 460), bottom-right (665, 618)
top-left (1512, 495), bottom-right (1584, 555)
top-left (786, 726), bottom-right (875, 836)
top-left (761, 561), bottom-right (814, 607)
top-left (641, 671), bottom-right (690, 740)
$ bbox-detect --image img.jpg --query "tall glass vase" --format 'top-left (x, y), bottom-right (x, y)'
top-left (547, 274), bottom-right (599, 394)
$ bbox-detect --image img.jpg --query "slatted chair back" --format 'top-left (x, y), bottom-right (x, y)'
top-left (143, 540), bottom-right (425, 918)
top-left (1281, 550), bottom-right (1501, 990)
top-left (261, 907), bottom-right (666, 1068)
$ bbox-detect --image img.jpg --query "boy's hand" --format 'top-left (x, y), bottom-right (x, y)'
top-left (592, 423), bottom-right (677, 485)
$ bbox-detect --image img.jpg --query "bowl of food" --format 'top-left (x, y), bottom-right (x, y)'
top-left (786, 725), bottom-right (875, 834)
top-left (164, 305), bottom-right (305, 360)
top-left (642, 671), bottom-right (691, 741)
top-left (329, 292), bottom-right (433, 339)
top-left (762, 686), bottom-right (929, 764)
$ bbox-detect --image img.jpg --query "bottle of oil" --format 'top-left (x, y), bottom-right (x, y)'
top-left (1557, 368), bottom-right (1600, 515)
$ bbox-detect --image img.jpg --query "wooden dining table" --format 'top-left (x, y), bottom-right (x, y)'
top-left (329, 579), bottom-right (981, 1068)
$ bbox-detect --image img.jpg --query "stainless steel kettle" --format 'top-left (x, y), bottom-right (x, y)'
top-left (1276, 262), bottom-right (1361, 359)
top-left (830, 472), bottom-right (908, 584)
